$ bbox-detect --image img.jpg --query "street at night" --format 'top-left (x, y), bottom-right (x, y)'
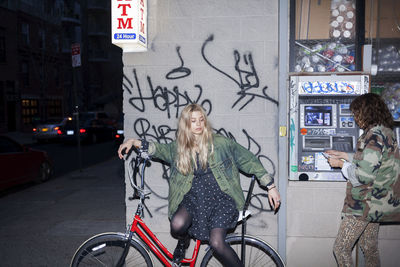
top-left (31, 140), bottom-right (120, 178)
top-left (0, 141), bottom-right (126, 266)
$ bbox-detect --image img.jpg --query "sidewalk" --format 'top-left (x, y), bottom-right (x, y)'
top-left (0, 156), bottom-right (126, 266)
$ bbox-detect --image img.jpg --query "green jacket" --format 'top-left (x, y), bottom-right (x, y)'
top-left (148, 134), bottom-right (274, 219)
top-left (342, 125), bottom-right (400, 222)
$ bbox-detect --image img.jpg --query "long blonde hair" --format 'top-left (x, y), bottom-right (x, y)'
top-left (176, 104), bottom-right (213, 175)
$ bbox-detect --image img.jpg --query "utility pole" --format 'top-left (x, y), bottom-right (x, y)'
top-left (72, 43), bottom-right (82, 171)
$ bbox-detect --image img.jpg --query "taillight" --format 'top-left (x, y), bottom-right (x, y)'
top-left (33, 128), bottom-right (37, 132)
top-left (79, 129), bottom-right (86, 133)
top-left (57, 130), bottom-right (62, 135)
top-left (115, 134), bottom-right (121, 138)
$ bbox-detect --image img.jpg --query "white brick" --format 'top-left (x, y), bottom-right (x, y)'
top-left (169, 0), bottom-right (269, 17)
top-left (157, 18), bottom-right (193, 42)
top-left (193, 17), bottom-right (241, 41)
top-left (241, 16), bottom-right (278, 42)
top-left (287, 237), bottom-right (337, 267)
top-left (379, 239), bottom-right (400, 267)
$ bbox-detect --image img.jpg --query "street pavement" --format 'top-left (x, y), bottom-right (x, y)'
top-left (0, 153), bottom-right (126, 266)
top-left (3, 131), bottom-right (36, 145)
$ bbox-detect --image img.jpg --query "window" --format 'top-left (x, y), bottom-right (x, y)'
top-left (52, 34), bottom-right (59, 52)
top-left (21, 61), bottom-right (29, 87)
top-left (0, 137), bottom-right (23, 153)
top-left (21, 22), bottom-right (29, 46)
top-left (54, 66), bottom-right (60, 86)
top-left (0, 27), bottom-right (5, 62)
top-left (47, 99), bottom-right (62, 117)
top-left (39, 28), bottom-right (45, 49)
top-left (21, 99), bottom-right (38, 125)
top-left (291, 0), bottom-right (358, 73)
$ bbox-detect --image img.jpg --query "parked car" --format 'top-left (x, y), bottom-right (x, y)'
top-left (114, 116), bottom-right (124, 145)
top-left (0, 135), bottom-right (53, 191)
top-left (32, 117), bottom-right (72, 143)
top-left (81, 111), bottom-right (117, 128)
top-left (60, 113), bottom-right (116, 144)
top-left (114, 128), bottom-right (124, 145)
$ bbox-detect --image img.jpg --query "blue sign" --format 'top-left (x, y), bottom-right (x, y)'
top-left (299, 81), bottom-right (360, 95)
top-left (114, 33), bottom-right (136, 40)
top-left (139, 35), bottom-right (146, 44)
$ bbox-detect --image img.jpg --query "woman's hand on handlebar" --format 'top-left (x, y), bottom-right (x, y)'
top-left (118, 138), bottom-right (142, 159)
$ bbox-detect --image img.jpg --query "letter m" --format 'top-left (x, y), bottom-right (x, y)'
top-left (117, 18), bottom-right (133, 29)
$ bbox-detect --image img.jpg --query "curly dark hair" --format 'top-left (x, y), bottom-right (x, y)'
top-left (350, 93), bottom-right (394, 129)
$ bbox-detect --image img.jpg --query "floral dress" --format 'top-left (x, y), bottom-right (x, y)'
top-left (179, 155), bottom-right (239, 241)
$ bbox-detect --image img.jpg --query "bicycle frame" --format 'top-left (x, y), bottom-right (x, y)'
top-left (71, 150), bottom-right (284, 267)
top-left (121, 149), bottom-right (257, 267)
top-left (130, 214), bottom-right (202, 267)
top-left (121, 151), bottom-right (203, 267)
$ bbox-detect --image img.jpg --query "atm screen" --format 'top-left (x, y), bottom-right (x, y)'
top-left (304, 106), bottom-right (333, 127)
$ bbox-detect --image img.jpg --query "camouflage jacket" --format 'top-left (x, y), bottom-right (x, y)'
top-left (342, 125), bottom-right (400, 222)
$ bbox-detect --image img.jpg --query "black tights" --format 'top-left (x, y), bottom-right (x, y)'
top-left (170, 206), bottom-right (243, 267)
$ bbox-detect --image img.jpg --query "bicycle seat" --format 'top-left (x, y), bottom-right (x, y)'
top-left (237, 210), bottom-right (252, 222)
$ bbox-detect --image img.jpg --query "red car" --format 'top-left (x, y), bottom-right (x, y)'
top-left (0, 135), bottom-right (53, 191)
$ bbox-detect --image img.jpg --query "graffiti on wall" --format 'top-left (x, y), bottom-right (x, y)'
top-left (123, 34), bottom-right (278, 215)
top-left (123, 68), bottom-right (212, 119)
top-left (201, 34), bottom-right (278, 110)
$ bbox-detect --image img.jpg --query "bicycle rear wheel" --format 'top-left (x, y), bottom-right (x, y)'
top-left (70, 232), bottom-right (153, 267)
top-left (200, 235), bottom-right (285, 267)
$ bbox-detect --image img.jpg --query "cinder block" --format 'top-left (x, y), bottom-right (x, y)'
top-left (313, 188), bottom-right (344, 213)
top-left (193, 17), bottom-right (241, 41)
top-left (287, 237), bottom-right (337, 267)
top-left (241, 16), bottom-right (278, 42)
top-left (157, 18), bottom-right (193, 42)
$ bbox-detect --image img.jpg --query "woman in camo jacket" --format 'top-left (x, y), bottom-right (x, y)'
top-left (326, 93), bottom-right (400, 267)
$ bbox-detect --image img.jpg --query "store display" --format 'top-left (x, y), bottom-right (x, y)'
top-left (381, 83), bottom-right (400, 120)
top-left (295, 41), bottom-right (356, 73)
top-left (329, 0), bottom-right (356, 40)
top-left (373, 44), bottom-right (400, 72)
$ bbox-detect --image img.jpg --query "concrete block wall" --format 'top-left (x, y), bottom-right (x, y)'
top-left (122, 0), bottom-right (279, 266)
top-left (121, 1), bottom-right (400, 266)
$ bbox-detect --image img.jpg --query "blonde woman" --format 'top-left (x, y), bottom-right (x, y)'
top-left (118, 104), bottom-right (280, 266)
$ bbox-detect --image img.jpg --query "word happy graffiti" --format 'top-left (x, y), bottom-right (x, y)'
top-left (123, 69), bottom-right (212, 119)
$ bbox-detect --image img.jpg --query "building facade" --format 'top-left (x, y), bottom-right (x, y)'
top-left (120, 1), bottom-right (400, 266)
top-left (0, 0), bottom-right (122, 133)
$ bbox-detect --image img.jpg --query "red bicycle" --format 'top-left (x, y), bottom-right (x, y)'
top-left (70, 148), bottom-right (284, 267)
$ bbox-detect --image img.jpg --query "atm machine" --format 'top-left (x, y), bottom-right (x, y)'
top-left (289, 74), bottom-right (370, 181)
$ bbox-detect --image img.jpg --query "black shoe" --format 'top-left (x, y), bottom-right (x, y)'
top-left (172, 238), bottom-right (190, 264)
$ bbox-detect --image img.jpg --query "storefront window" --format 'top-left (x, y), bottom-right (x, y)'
top-left (365, 0), bottom-right (400, 120)
top-left (292, 0), bottom-right (358, 73)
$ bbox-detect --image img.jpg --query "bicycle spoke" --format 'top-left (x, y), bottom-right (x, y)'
top-left (201, 235), bottom-right (284, 267)
top-left (71, 234), bottom-right (153, 267)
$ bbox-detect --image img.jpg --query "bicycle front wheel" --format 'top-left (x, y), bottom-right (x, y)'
top-left (71, 232), bottom-right (153, 267)
top-left (200, 235), bottom-right (285, 267)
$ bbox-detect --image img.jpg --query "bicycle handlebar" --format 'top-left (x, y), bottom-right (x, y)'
top-left (124, 146), bottom-right (154, 218)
